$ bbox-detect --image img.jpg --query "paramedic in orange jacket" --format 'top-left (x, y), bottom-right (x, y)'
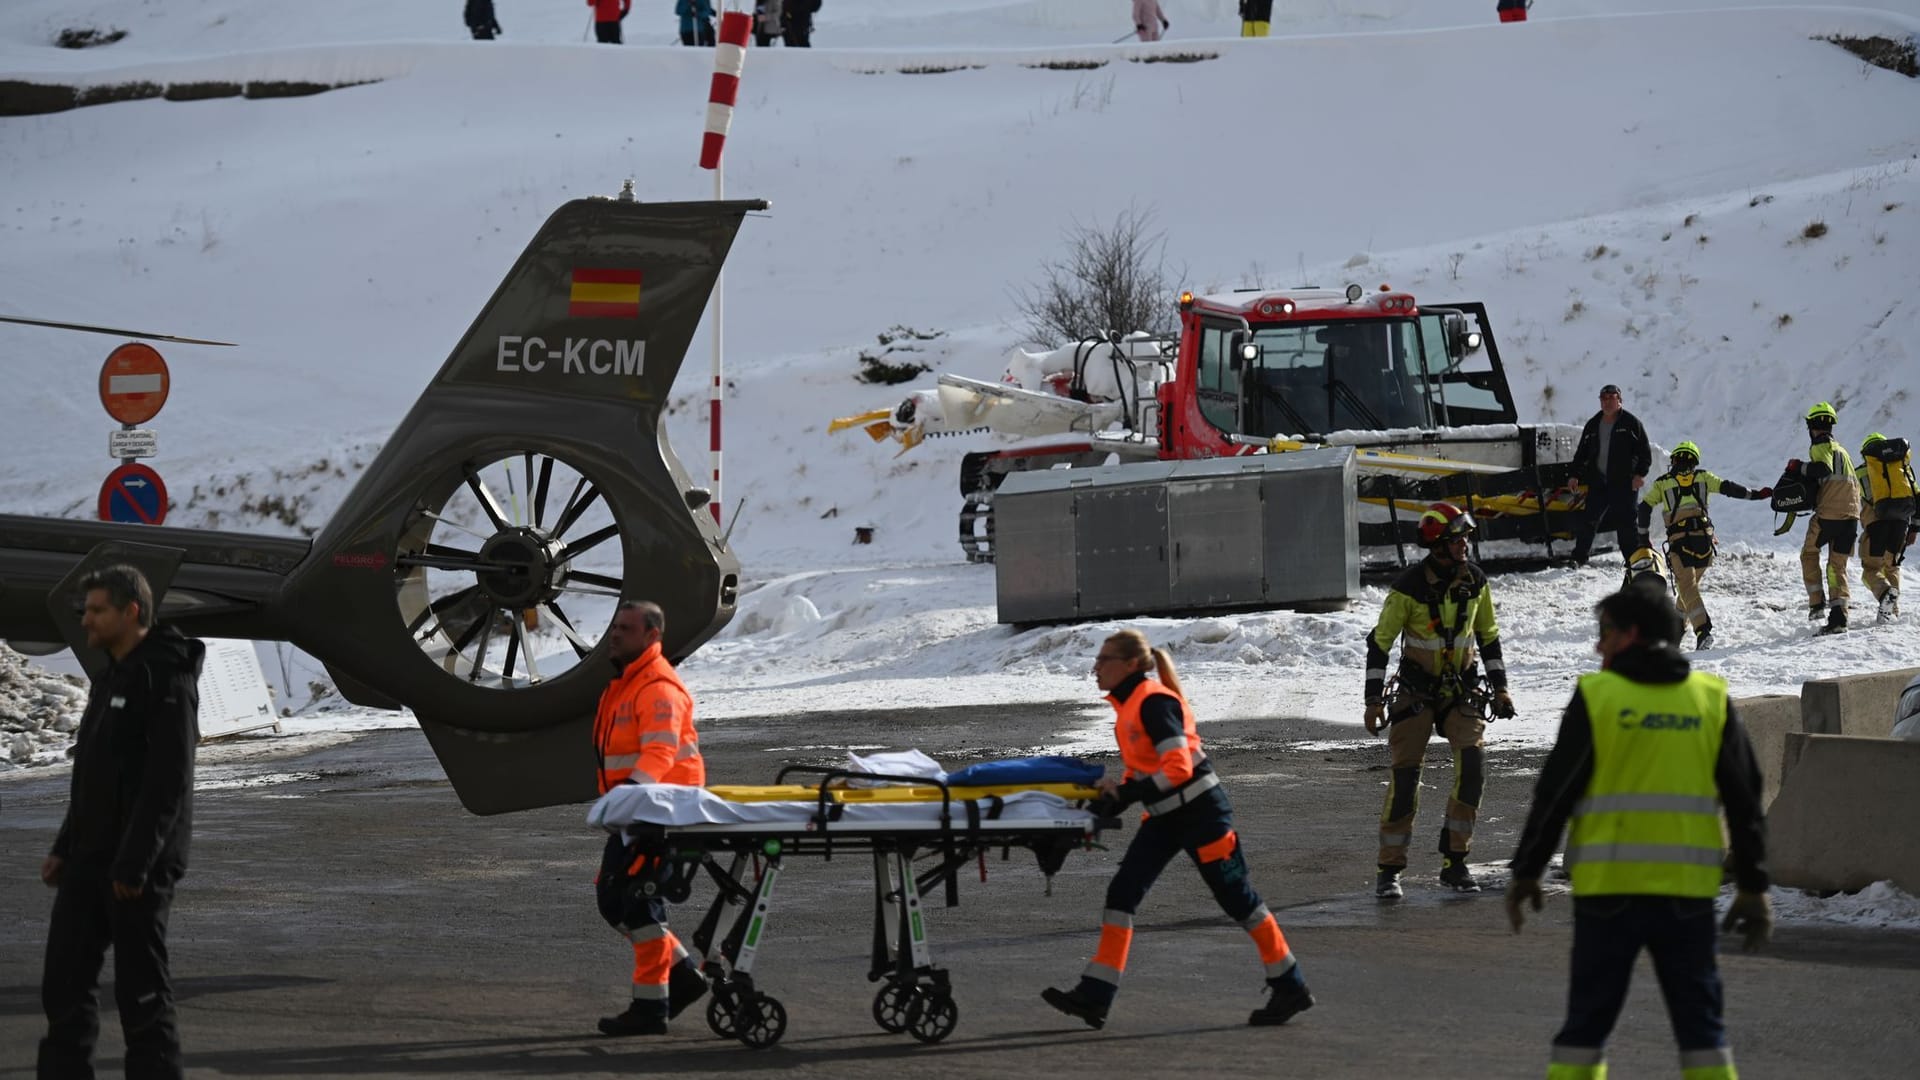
top-left (1042, 629), bottom-right (1315, 1030)
top-left (592, 600), bottom-right (709, 1037)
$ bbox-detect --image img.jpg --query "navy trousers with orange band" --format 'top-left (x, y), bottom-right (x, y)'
top-left (1073, 786), bottom-right (1304, 1008)
top-left (597, 834), bottom-right (703, 1021)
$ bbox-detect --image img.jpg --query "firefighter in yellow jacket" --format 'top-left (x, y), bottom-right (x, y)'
top-left (1856, 432), bottom-right (1917, 623)
top-left (1634, 440), bottom-right (1771, 651)
top-left (1364, 502), bottom-right (1516, 899)
top-left (591, 600), bottom-right (709, 1037)
top-left (1791, 402), bottom-right (1861, 633)
top-left (1506, 585), bottom-right (1771, 1080)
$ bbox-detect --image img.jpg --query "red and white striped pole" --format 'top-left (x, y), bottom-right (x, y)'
top-left (699, 7), bottom-right (751, 527)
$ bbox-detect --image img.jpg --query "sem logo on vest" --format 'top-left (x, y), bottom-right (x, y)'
top-left (1615, 708), bottom-right (1702, 731)
top-left (495, 336), bottom-right (646, 375)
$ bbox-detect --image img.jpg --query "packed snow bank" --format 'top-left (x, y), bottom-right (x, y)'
top-left (0, 644), bottom-right (86, 767)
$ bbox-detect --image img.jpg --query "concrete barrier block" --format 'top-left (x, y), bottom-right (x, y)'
top-left (1768, 733), bottom-right (1920, 894)
top-left (1800, 666), bottom-right (1920, 737)
top-left (1734, 694), bottom-right (1801, 808)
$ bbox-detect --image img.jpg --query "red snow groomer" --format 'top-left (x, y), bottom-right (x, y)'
top-left (835, 285), bottom-right (1585, 569)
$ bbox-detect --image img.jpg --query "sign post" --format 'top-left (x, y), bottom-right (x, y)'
top-left (97, 342), bottom-right (171, 524)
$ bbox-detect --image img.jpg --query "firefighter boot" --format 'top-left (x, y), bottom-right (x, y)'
top-left (1248, 972), bottom-right (1316, 1027)
top-left (1808, 596), bottom-right (1827, 621)
top-left (1439, 855), bottom-right (1481, 892)
top-left (1880, 589), bottom-right (1899, 624)
top-left (597, 1000), bottom-right (669, 1037)
top-left (1822, 603), bottom-right (1848, 635)
top-left (667, 960), bottom-right (710, 1020)
top-left (1375, 867), bottom-right (1404, 900)
top-left (1042, 982), bottom-right (1111, 1030)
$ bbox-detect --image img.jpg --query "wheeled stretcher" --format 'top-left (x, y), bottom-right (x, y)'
top-left (587, 765), bottom-right (1117, 1049)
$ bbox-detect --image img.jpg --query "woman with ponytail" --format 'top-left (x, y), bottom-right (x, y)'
top-left (1042, 629), bottom-right (1315, 1029)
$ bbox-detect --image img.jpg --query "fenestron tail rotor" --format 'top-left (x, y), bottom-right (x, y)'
top-left (394, 450), bottom-right (627, 690)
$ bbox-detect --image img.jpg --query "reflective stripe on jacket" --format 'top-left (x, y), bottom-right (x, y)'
top-left (1109, 678), bottom-right (1213, 815)
top-left (1640, 469), bottom-right (1729, 527)
top-left (1568, 670), bottom-right (1727, 898)
top-left (1807, 440), bottom-right (1861, 520)
top-left (1365, 559), bottom-right (1504, 698)
top-left (593, 642), bottom-right (702, 793)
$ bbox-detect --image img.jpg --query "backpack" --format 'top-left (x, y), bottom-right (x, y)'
top-left (1769, 470), bottom-right (1813, 514)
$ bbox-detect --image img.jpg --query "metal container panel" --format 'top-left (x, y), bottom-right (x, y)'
top-left (1073, 483), bottom-right (1170, 617)
top-left (1260, 447), bottom-right (1360, 605)
top-left (1167, 459), bottom-right (1269, 608)
top-left (993, 484), bottom-right (1079, 623)
top-left (993, 450), bottom-right (1359, 622)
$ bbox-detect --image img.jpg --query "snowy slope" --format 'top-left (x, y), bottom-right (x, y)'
top-left (2, 2), bottom-right (1918, 750)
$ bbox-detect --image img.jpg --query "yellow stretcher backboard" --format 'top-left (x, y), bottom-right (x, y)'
top-left (705, 782), bottom-right (1100, 804)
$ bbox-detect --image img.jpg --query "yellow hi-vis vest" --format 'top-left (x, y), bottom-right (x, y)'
top-left (1567, 670), bottom-right (1727, 898)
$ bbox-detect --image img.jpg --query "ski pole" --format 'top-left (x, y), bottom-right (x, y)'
top-left (1112, 29), bottom-right (1140, 43)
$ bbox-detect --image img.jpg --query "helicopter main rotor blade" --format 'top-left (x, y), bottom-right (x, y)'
top-left (0, 314), bottom-right (236, 347)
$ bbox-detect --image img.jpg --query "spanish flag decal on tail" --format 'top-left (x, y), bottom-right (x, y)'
top-left (568, 268), bottom-right (643, 318)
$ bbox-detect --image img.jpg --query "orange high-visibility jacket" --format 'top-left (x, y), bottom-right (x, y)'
top-left (593, 643), bottom-right (703, 793)
top-left (1109, 676), bottom-right (1209, 807)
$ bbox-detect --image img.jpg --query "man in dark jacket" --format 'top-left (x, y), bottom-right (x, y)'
top-left (39, 565), bottom-right (204, 1080)
top-left (1505, 584), bottom-right (1768, 1080)
top-left (465, 0), bottom-right (502, 40)
top-left (783, 0), bottom-right (821, 47)
top-left (1567, 383), bottom-right (1652, 566)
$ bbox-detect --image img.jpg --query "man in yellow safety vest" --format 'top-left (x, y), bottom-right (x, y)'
top-left (1505, 585), bottom-right (1771, 1080)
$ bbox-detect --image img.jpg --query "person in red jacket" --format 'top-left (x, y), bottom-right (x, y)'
top-left (1042, 629), bottom-right (1314, 1030)
top-left (592, 600), bottom-right (709, 1036)
top-left (589, 0), bottom-right (631, 44)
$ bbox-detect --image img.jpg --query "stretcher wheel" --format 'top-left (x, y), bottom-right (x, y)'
top-left (872, 982), bottom-right (912, 1033)
top-left (905, 989), bottom-right (958, 1044)
top-left (705, 995), bottom-right (737, 1039)
top-left (736, 995), bottom-right (787, 1050)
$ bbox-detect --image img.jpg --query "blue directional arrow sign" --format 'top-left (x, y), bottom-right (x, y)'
top-left (97, 462), bottom-right (169, 525)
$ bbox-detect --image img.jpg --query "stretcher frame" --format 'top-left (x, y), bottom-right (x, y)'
top-left (606, 765), bottom-right (1115, 1049)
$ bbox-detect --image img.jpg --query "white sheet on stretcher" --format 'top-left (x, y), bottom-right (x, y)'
top-left (588, 784), bottom-right (1090, 830)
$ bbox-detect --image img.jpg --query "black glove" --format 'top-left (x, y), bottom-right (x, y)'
top-left (1087, 794), bottom-right (1125, 819)
top-left (1491, 689), bottom-right (1516, 719)
top-left (1721, 891), bottom-right (1772, 952)
top-left (1161, 17), bottom-right (1170, 29)
top-left (1505, 877), bottom-right (1544, 933)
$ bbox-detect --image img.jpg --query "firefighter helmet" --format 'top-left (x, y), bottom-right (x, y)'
top-left (1418, 502), bottom-right (1476, 546)
top-left (1670, 440), bottom-right (1701, 469)
top-left (1806, 401), bottom-right (1838, 425)
top-left (1862, 432), bottom-right (1886, 456)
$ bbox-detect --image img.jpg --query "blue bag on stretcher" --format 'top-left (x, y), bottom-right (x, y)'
top-left (943, 755), bottom-right (1103, 787)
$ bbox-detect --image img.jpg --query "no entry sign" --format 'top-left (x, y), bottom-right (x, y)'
top-left (99, 342), bottom-right (171, 425)
top-left (98, 462), bottom-right (169, 525)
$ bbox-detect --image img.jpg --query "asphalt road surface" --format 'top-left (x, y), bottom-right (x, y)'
top-left (4, 703), bottom-right (1918, 1078)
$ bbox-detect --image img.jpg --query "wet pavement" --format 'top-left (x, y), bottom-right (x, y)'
top-left (3, 702), bottom-right (1917, 1078)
